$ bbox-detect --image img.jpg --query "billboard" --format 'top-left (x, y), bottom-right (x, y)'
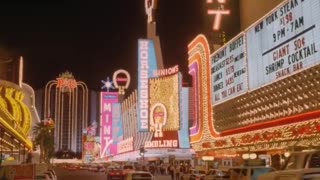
top-left (137, 39), bottom-right (158, 132)
top-left (247, 0), bottom-right (320, 90)
top-left (100, 92), bottom-right (119, 157)
top-left (111, 103), bottom-right (123, 155)
top-left (149, 73), bottom-right (181, 132)
top-left (178, 88), bottom-right (190, 148)
top-left (210, 33), bottom-right (248, 105)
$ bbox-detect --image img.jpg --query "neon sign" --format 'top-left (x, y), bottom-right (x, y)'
top-left (101, 77), bottom-right (115, 91)
top-left (113, 69), bottom-right (131, 95)
top-left (207, 0), bottom-right (230, 31)
top-left (56, 71), bottom-right (77, 89)
top-left (144, 140), bottom-right (178, 148)
top-left (150, 103), bottom-right (167, 137)
top-left (145, 0), bottom-right (155, 23)
top-left (138, 40), bottom-right (150, 131)
top-left (153, 65), bottom-right (179, 77)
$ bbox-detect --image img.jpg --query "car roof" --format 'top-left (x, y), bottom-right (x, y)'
top-left (229, 166), bottom-right (273, 169)
top-left (128, 171), bottom-right (153, 174)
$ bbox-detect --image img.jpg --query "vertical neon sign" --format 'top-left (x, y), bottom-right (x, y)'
top-left (137, 39), bottom-right (158, 131)
top-left (100, 92), bottom-right (119, 158)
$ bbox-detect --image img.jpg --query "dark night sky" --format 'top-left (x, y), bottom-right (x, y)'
top-left (0, 1), bottom-right (204, 91)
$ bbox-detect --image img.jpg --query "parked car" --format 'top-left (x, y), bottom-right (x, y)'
top-left (258, 150), bottom-right (320, 180)
top-left (124, 171), bottom-right (154, 180)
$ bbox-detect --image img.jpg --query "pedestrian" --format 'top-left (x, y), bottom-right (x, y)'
top-left (175, 164), bottom-right (181, 180)
top-left (169, 164), bottom-right (175, 180)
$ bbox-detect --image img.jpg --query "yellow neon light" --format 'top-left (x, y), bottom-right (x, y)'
top-left (0, 117), bottom-right (32, 149)
top-left (15, 91), bottom-right (31, 135)
top-left (5, 87), bottom-right (21, 122)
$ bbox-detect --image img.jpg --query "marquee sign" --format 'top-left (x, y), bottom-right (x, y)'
top-left (211, 33), bottom-right (248, 105)
top-left (247, 0), bottom-right (320, 90)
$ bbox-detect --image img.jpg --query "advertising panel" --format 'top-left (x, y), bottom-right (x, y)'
top-left (247, 0), bottom-right (320, 89)
top-left (100, 92), bottom-right (119, 158)
top-left (211, 33), bottom-right (248, 105)
top-left (178, 88), bottom-right (190, 148)
top-left (137, 39), bottom-right (158, 132)
top-left (111, 103), bottom-right (123, 155)
top-left (149, 73), bottom-right (181, 131)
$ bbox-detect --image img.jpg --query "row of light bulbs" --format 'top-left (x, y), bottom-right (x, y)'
top-left (214, 66), bottom-right (320, 132)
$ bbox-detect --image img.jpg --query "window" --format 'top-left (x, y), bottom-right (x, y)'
top-left (308, 153), bottom-right (320, 168)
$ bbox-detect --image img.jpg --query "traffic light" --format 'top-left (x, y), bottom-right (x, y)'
top-left (139, 147), bottom-right (145, 156)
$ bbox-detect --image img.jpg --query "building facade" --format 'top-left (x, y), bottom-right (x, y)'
top-left (188, 0), bottom-right (320, 168)
top-left (44, 71), bottom-right (89, 155)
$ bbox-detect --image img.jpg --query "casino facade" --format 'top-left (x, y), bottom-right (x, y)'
top-left (188, 0), bottom-right (320, 167)
top-left (0, 57), bottom-right (39, 164)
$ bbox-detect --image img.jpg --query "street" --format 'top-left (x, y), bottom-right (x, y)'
top-left (54, 167), bottom-right (172, 180)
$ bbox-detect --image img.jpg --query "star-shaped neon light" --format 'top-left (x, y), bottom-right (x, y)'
top-left (101, 77), bottom-right (115, 92)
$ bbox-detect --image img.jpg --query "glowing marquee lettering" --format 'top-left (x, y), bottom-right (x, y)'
top-left (144, 140), bottom-right (178, 148)
top-left (207, 0), bottom-right (230, 31)
top-left (153, 65), bottom-right (179, 77)
top-left (139, 40), bottom-right (149, 130)
top-left (56, 78), bottom-right (77, 89)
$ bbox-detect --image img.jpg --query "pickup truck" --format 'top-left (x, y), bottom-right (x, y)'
top-left (258, 150), bottom-right (320, 180)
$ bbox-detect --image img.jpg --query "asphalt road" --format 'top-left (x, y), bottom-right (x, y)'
top-left (54, 167), bottom-right (172, 180)
top-left (54, 167), bottom-right (106, 180)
